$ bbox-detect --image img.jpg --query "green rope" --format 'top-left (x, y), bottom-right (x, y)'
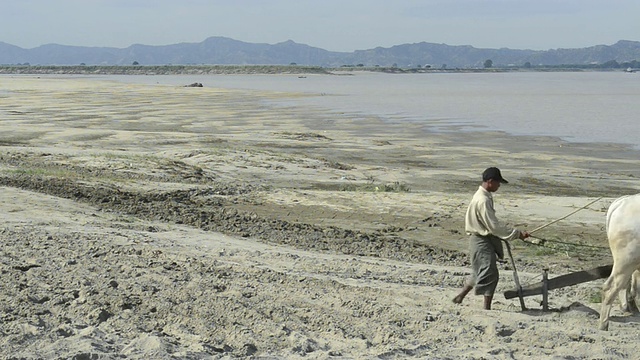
top-left (524, 234), bottom-right (609, 250)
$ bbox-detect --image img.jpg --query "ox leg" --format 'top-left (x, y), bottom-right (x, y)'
top-left (628, 269), bottom-right (640, 313)
top-left (600, 266), bottom-right (634, 331)
top-left (618, 276), bottom-right (633, 312)
top-left (618, 269), bottom-right (640, 313)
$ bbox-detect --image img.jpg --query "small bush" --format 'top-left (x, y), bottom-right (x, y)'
top-left (339, 181), bottom-right (410, 193)
top-left (589, 290), bottom-right (603, 303)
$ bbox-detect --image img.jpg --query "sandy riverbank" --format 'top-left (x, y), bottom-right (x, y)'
top-left (0, 76), bottom-right (639, 359)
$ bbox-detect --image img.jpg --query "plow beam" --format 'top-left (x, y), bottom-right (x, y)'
top-left (504, 264), bottom-right (612, 300)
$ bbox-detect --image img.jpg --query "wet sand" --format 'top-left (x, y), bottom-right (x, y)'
top-left (0, 76), bottom-right (639, 359)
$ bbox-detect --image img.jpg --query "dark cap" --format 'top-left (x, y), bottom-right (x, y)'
top-left (482, 167), bottom-right (509, 184)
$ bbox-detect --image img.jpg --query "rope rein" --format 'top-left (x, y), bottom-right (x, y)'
top-left (528, 197), bottom-right (603, 234)
top-left (523, 234), bottom-right (609, 250)
top-left (521, 197), bottom-right (608, 252)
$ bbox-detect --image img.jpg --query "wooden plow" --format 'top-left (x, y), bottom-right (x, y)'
top-left (502, 197), bottom-right (607, 311)
top-left (503, 264), bottom-right (612, 311)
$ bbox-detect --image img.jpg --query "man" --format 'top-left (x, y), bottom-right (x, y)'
top-left (453, 167), bottom-right (529, 310)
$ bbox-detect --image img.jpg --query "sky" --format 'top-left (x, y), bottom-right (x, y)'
top-left (3, 0), bottom-right (639, 52)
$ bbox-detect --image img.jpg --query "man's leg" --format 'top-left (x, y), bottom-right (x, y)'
top-left (453, 284), bottom-right (473, 304)
top-left (483, 295), bottom-right (493, 310)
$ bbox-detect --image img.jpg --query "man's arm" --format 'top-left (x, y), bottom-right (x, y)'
top-left (479, 202), bottom-right (520, 241)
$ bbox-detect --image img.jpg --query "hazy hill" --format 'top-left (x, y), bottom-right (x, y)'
top-left (1, 37), bottom-right (639, 68)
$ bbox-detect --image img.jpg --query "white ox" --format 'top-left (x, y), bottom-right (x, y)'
top-left (599, 194), bottom-right (640, 330)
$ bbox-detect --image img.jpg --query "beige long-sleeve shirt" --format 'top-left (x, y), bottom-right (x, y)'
top-left (465, 186), bottom-right (520, 241)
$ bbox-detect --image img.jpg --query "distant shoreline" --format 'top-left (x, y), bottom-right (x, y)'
top-left (0, 64), bottom-right (607, 76)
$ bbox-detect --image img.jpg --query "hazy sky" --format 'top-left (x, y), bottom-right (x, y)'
top-left (3, 0), bottom-right (639, 51)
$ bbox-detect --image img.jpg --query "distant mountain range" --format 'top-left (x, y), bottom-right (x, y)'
top-left (1, 37), bottom-right (639, 68)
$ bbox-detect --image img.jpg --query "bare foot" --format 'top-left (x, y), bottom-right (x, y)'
top-left (453, 285), bottom-right (472, 304)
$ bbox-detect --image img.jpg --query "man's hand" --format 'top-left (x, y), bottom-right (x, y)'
top-left (519, 231), bottom-right (530, 240)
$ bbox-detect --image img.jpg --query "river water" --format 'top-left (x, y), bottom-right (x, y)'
top-left (104, 71), bottom-right (639, 149)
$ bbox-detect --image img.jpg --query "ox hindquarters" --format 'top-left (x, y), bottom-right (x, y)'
top-left (599, 194), bottom-right (640, 331)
